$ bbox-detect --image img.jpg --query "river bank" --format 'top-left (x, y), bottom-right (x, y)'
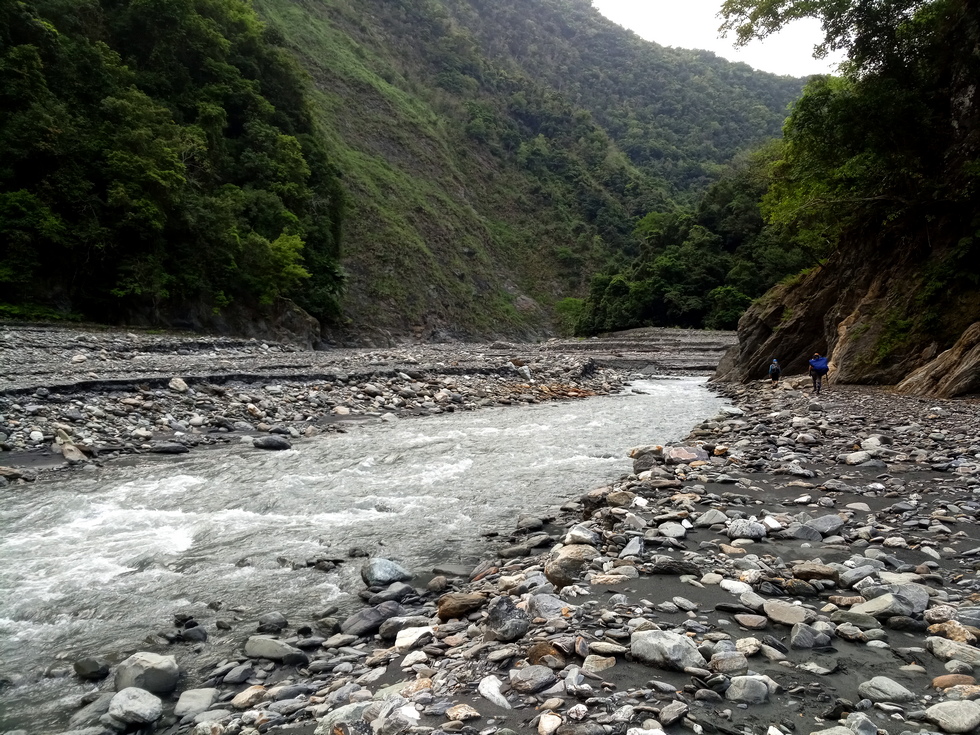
top-left (22, 382), bottom-right (980, 735)
top-left (0, 324), bottom-right (733, 479)
top-left (6, 327), bottom-right (980, 735)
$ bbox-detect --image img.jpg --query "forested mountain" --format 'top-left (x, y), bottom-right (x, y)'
top-left (714, 0), bottom-right (980, 397)
top-left (0, 0), bottom-right (804, 340)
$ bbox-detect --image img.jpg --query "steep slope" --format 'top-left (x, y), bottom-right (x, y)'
top-left (713, 0), bottom-right (979, 397)
top-left (255, 0), bottom-right (804, 341)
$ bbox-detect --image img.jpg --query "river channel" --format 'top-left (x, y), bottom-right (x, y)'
top-left (0, 377), bottom-right (725, 732)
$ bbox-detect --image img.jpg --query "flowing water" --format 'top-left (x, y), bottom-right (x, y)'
top-left (0, 377), bottom-right (725, 732)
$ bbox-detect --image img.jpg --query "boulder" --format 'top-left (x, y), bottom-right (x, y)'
top-left (630, 630), bottom-right (706, 671)
top-left (361, 558), bottom-right (412, 586)
top-left (509, 665), bottom-right (557, 693)
top-left (485, 596), bottom-right (531, 641)
top-left (114, 652), bottom-right (179, 693)
top-left (174, 688), bottom-right (219, 718)
top-left (725, 676), bottom-right (769, 704)
top-left (244, 636), bottom-right (304, 661)
top-left (727, 519), bottom-right (766, 540)
top-left (341, 601), bottom-right (405, 636)
top-left (925, 700), bottom-right (980, 733)
top-left (857, 676), bottom-right (915, 703)
top-left (437, 592), bottom-right (485, 621)
top-left (108, 688), bottom-right (163, 724)
top-left (544, 545), bottom-right (598, 589)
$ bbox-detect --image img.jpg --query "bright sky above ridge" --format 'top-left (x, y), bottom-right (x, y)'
top-left (592, 0), bottom-right (843, 77)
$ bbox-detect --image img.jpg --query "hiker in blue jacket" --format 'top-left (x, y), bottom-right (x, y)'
top-left (768, 359), bottom-right (781, 387)
top-left (808, 353), bottom-right (829, 395)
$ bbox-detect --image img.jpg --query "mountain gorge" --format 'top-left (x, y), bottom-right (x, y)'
top-left (714, 0), bottom-right (980, 397)
top-left (0, 0), bottom-right (803, 341)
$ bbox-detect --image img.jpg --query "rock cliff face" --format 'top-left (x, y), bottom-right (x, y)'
top-left (713, 221), bottom-right (980, 397)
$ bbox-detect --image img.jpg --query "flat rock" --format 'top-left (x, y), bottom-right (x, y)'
top-left (631, 630), bottom-right (706, 671)
top-left (925, 700), bottom-right (980, 733)
top-left (857, 676), bottom-right (915, 703)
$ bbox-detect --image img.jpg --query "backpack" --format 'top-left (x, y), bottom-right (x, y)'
top-left (809, 356), bottom-right (829, 374)
top-left (768, 363), bottom-right (780, 377)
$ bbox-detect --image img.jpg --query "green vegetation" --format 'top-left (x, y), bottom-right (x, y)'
top-left (1, 0), bottom-right (807, 334)
top-left (719, 0), bottom-right (980, 350)
top-left (0, 0), bottom-right (343, 322)
top-left (577, 145), bottom-right (819, 333)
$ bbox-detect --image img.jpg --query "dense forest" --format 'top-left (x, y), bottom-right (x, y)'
top-left (712, 0), bottom-right (980, 392)
top-left (0, 0), bottom-right (805, 338)
top-left (0, 0), bottom-right (344, 325)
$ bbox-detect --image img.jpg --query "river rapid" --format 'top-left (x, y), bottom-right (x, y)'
top-left (0, 377), bottom-right (724, 732)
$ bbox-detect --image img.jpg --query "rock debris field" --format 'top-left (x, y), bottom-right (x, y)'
top-left (0, 325), bottom-right (636, 478)
top-left (5, 326), bottom-right (980, 735)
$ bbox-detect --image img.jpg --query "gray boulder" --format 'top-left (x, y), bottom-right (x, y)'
top-left (114, 652), bottom-right (179, 693)
top-left (108, 687), bottom-right (163, 724)
top-left (544, 544), bottom-right (598, 589)
top-left (361, 558), bottom-right (412, 586)
top-left (244, 636), bottom-right (306, 663)
top-left (856, 676), bottom-right (915, 703)
top-left (850, 593), bottom-right (914, 619)
top-left (174, 688), bottom-right (218, 718)
top-left (509, 665), bottom-right (557, 693)
top-left (631, 630), bottom-right (706, 671)
top-left (341, 601), bottom-right (405, 636)
top-left (725, 676), bottom-right (769, 704)
top-left (925, 700), bottom-right (980, 733)
top-left (485, 596), bottom-right (530, 642)
top-left (727, 519), bottom-right (766, 540)
top-left (805, 514), bottom-right (845, 536)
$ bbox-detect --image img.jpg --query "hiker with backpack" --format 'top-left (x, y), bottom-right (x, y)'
top-left (768, 359), bottom-right (781, 387)
top-left (808, 353), bottom-right (829, 395)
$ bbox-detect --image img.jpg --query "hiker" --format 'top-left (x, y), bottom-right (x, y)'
top-left (808, 353), bottom-right (829, 395)
top-left (768, 359), bottom-right (781, 387)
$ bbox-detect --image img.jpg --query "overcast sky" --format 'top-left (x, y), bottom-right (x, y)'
top-left (592, 0), bottom-right (843, 77)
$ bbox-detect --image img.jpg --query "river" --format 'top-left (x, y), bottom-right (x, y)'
top-left (0, 377), bottom-right (724, 732)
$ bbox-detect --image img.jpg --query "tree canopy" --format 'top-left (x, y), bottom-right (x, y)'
top-left (0, 0), bottom-right (344, 323)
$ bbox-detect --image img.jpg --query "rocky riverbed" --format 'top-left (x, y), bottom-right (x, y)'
top-left (1, 324), bottom-right (667, 479)
top-left (16, 358), bottom-right (980, 735)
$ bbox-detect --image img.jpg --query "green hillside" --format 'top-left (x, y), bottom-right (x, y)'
top-left (0, 0), bottom-right (804, 339)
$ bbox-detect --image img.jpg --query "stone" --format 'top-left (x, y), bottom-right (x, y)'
top-left (734, 614), bottom-right (768, 630)
top-left (850, 593), bottom-right (914, 619)
top-left (631, 630), bottom-right (706, 671)
top-left (792, 562), bottom-right (839, 583)
top-left (583, 655), bottom-right (616, 672)
top-left (925, 700), bottom-right (980, 733)
top-left (257, 611), bottom-right (287, 632)
top-left (108, 688), bottom-right (163, 724)
top-left (845, 451), bottom-right (873, 465)
top-left (114, 652), bottom-right (179, 693)
top-left (313, 702), bottom-right (374, 734)
top-left (74, 657), bottom-right (110, 681)
top-left (538, 714), bottom-right (563, 735)
top-left (928, 636), bottom-right (980, 666)
top-left (763, 600), bottom-right (807, 626)
top-left (857, 676), bottom-right (915, 703)
top-left (725, 676), bottom-right (769, 704)
top-left (509, 665), bottom-right (557, 693)
top-left (664, 446), bottom-right (708, 465)
top-left (231, 685), bottom-right (268, 709)
top-left (174, 688), bottom-right (219, 718)
top-left (253, 435), bottom-right (291, 450)
top-left (437, 592), bottom-right (485, 621)
top-left (528, 594), bottom-right (569, 619)
top-left (447, 704), bottom-right (481, 721)
top-left (485, 596), bottom-right (531, 641)
top-left (361, 558), bottom-right (412, 586)
top-left (340, 601), bottom-right (405, 636)
top-left (929, 620), bottom-right (977, 643)
top-left (933, 675), bottom-right (977, 689)
top-left (657, 701), bottom-right (688, 726)
top-left (478, 675), bottom-right (511, 709)
top-left (168, 377), bottom-right (189, 393)
top-left (544, 545), bottom-right (599, 589)
top-left (805, 514), bottom-right (846, 535)
top-left (244, 636), bottom-right (305, 661)
top-left (728, 519), bottom-right (766, 540)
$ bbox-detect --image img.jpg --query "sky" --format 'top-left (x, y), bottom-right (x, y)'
top-left (592, 0), bottom-right (843, 77)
